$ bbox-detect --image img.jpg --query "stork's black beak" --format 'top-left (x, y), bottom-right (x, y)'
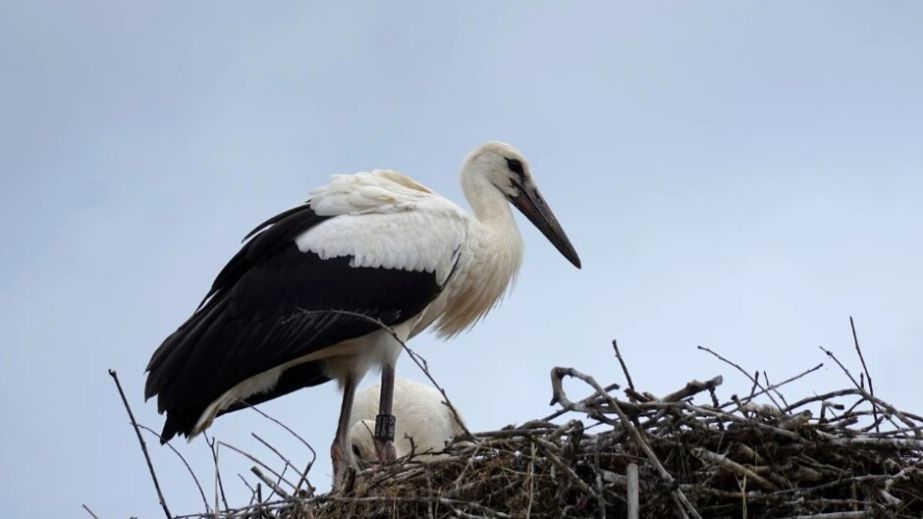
top-left (510, 181), bottom-right (581, 269)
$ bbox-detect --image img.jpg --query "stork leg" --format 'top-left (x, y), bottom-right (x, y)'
top-left (331, 374), bottom-right (358, 490)
top-left (373, 362), bottom-right (397, 463)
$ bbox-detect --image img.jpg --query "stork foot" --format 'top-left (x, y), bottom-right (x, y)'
top-left (330, 440), bottom-right (355, 493)
top-left (374, 438), bottom-right (397, 464)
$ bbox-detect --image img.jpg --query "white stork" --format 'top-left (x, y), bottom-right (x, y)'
top-left (349, 378), bottom-right (467, 466)
top-left (145, 141), bottom-right (580, 488)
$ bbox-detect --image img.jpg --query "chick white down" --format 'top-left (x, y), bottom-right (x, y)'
top-left (349, 378), bottom-right (467, 465)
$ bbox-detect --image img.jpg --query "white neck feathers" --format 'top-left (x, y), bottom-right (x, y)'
top-left (434, 170), bottom-right (524, 337)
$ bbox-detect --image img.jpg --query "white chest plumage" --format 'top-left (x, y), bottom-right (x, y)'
top-left (421, 217), bottom-right (523, 338)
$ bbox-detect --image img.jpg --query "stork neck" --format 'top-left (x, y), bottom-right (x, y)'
top-left (462, 175), bottom-right (516, 225)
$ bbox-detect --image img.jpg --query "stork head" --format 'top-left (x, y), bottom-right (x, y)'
top-left (348, 419), bottom-right (378, 469)
top-left (463, 142), bottom-right (581, 269)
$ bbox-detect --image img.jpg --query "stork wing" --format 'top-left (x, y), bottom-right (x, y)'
top-left (146, 179), bottom-right (467, 441)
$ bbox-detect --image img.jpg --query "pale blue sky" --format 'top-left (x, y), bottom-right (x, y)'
top-left (2, 2), bottom-right (922, 517)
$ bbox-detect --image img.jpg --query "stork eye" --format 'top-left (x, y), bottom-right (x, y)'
top-left (352, 444), bottom-right (361, 457)
top-left (505, 157), bottom-right (524, 176)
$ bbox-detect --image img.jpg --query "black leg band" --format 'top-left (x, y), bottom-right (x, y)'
top-left (374, 413), bottom-right (396, 442)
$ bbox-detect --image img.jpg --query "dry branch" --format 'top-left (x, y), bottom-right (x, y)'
top-left (108, 369), bottom-right (172, 519)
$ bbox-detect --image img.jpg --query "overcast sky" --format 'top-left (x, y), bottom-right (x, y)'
top-left (2, 2), bottom-right (922, 517)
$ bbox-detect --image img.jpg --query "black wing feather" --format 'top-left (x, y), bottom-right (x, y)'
top-left (146, 204), bottom-right (445, 442)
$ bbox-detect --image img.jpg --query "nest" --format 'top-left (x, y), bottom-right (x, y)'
top-left (113, 339), bottom-right (923, 519)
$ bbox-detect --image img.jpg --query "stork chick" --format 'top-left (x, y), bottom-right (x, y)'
top-left (349, 378), bottom-right (466, 466)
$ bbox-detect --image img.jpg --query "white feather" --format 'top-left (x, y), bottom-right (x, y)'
top-left (298, 170), bottom-right (469, 285)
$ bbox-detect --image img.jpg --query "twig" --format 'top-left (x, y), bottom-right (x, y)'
top-left (818, 347), bottom-right (864, 393)
top-left (778, 512), bottom-right (869, 519)
top-left (540, 383), bottom-right (621, 422)
top-left (108, 369), bottom-right (172, 519)
top-left (820, 347), bottom-right (922, 437)
top-left (762, 370), bottom-right (789, 409)
top-left (204, 432), bottom-right (230, 512)
top-left (748, 370), bottom-right (760, 401)
top-left (850, 316), bottom-right (879, 433)
top-left (692, 448), bottom-right (778, 491)
top-left (525, 440), bottom-right (536, 519)
top-left (626, 463), bottom-right (639, 519)
top-left (612, 339), bottom-right (636, 392)
top-left (251, 466), bottom-right (290, 500)
top-left (594, 443), bottom-right (606, 519)
top-left (697, 346), bottom-right (782, 409)
top-left (317, 495), bottom-right (512, 518)
top-left (676, 401), bottom-right (803, 441)
top-left (534, 437), bottom-right (596, 496)
top-left (661, 375), bottom-right (723, 403)
top-left (402, 342), bottom-right (472, 437)
top-left (236, 473), bottom-right (258, 504)
top-left (218, 440), bottom-right (299, 491)
top-left (451, 440), bottom-right (485, 492)
top-left (820, 434), bottom-right (923, 450)
top-left (137, 424), bottom-right (210, 514)
top-left (726, 363), bottom-right (823, 412)
top-left (250, 433), bottom-right (297, 501)
top-left (784, 389), bottom-right (860, 414)
top-left (81, 504), bottom-right (100, 519)
top-left (252, 432), bottom-right (297, 474)
top-left (246, 404), bottom-right (317, 494)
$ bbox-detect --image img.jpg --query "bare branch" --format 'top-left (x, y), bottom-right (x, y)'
top-left (81, 504), bottom-right (100, 519)
top-left (251, 466), bottom-right (290, 500)
top-left (246, 404), bottom-right (317, 495)
top-left (108, 369), bottom-right (172, 519)
top-left (203, 432), bottom-right (229, 512)
top-left (697, 346), bottom-right (782, 409)
top-left (611, 339), bottom-right (636, 392)
top-left (849, 316), bottom-right (879, 433)
top-left (137, 424), bottom-right (210, 514)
